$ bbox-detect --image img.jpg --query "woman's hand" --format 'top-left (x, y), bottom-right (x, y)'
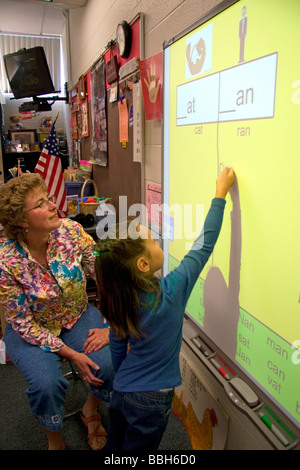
top-left (83, 328), bottom-right (109, 355)
top-left (72, 352), bottom-right (104, 386)
top-left (57, 344), bottom-right (103, 387)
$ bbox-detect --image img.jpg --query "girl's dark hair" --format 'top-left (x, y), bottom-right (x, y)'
top-left (94, 221), bottom-right (161, 339)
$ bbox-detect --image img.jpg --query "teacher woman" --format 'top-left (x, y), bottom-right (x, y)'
top-left (0, 173), bottom-right (114, 450)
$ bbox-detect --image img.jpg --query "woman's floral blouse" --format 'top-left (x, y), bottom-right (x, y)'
top-left (0, 219), bottom-right (95, 352)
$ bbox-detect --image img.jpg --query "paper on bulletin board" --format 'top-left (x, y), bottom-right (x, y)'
top-left (133, 81), bottom-right (143, 162)
top-left (118, 99), bottom-right (129, 143)
top-left (146, 183), bottom-right (161, 237)
top-left (173, 351), bottom-right (229, 450)
top-left (110, 82), bottom-right (118, 102)
top-left (72, 112), bottom-right (78, 139)
top-left (139, 51), bottom-right (163, 121)
top-left (81, 99), bottom-right (89, 138)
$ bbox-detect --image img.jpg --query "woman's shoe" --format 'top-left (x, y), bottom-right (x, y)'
top-left (81, 412), bottom-right (107, 450)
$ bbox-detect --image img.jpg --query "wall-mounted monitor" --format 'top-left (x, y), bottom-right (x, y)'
top-left (4, 46), bottom-right (56, 99)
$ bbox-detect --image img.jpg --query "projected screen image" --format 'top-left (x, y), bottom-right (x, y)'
top-left (163, 0), bottom-right (300, 427)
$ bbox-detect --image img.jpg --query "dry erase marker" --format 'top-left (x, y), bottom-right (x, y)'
top-left (259, 413), bottom-right (289, 447)
top-left (210, 358), bottom-right (230, 380)
top-left (192, 337), bottom-right (209, 356)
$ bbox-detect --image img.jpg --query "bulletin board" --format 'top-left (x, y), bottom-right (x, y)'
top-left (93, 87), bottom-right (142, 214)
top-left (72, 14), bottom-right (144, 215)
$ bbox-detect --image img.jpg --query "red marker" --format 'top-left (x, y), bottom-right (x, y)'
top-left (210, 358), bottom-right (230, 380)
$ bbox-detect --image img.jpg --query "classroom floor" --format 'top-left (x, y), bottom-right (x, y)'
top-left (0, 360), bottom-right (192, 451)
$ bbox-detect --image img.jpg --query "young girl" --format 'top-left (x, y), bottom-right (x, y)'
top-left (94, 167), bottom-right (235, 451)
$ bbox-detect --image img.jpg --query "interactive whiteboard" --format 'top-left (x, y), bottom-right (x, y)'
top-left (163, 0), bottom-right (300, 429)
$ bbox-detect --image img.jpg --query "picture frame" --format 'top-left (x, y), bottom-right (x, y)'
top-left (81, 99), bottom-right (89, 138)
top-left (22, 143), bottom-right (30, 152)
top-left (9, 129), bottom-right (37, 145)
top-left (79, 74), bottom-right (86, 101)
top-left (72, 111), bottom-right (78, 140)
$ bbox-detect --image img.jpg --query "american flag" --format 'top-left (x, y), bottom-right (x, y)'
top-left (35, 124), bottom-right (67, 216)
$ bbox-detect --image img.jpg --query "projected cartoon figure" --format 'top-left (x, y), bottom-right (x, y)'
top-left (186, 38), bottom-right (206, 75)
top-left (203, 176), bottom-right (241, 360)
top-left (238, 6), bottom-right (248, 63)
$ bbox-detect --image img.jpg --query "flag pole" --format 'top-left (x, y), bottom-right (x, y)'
top-left (53, 112), bottom-right (59, 127)
top-left (35, 110), bottom-right (67, 216)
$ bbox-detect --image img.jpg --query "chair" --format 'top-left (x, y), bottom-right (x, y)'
top-left (1, 306), bottom-right (88, 418)
top-left (1, 283), bottom-right (94, 419)
top-left (86, 277), bottom-right (100, 308)
top-left (0, 305), bottom-right (6, 338)
top-left (63, 279), bottom-right (100, 417)
top-left (63, 359), bottom-right (89, 418)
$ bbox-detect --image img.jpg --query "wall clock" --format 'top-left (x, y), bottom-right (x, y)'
top-left (116, 21), bottom-right (132, 58)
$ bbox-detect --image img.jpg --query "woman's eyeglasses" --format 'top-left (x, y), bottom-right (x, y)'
top-left (25, 195), bottom-right (57, 212)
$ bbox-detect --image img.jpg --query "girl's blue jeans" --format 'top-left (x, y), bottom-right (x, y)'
top-left (106, 388), bottom-right (174, 451)
top-left (3, 304), bottom-right (114, 431)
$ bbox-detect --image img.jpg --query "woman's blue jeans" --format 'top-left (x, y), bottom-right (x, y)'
top-left (106, 389), bottom-right (174, 451)
top-left (3, 304), bottom-right (114, 431)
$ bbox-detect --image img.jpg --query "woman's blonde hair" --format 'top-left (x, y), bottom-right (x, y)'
top-left (0, 173), bottom-right (47, 242)
top-left (94, 220), bottom-right (161, 339)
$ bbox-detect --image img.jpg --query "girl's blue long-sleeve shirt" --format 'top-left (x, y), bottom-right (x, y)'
top-left (109, 197), bottom-right (226, 392)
